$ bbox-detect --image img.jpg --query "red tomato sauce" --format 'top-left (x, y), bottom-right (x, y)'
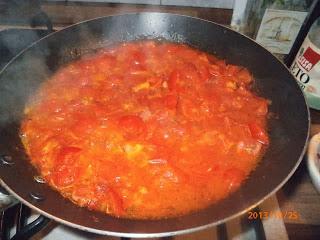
top-left (21, 41), bottom-right (269, 219)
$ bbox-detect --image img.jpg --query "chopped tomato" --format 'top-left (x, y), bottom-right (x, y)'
top-left (118, 115), bottom-right (146, 139)
top-left (226, 65), bottom-right (240, 76)
top-left (249, 122), bottom-right (269, 145)
top-left (164, 94), bottom-right (178, 109)
top-left (168, 69), bottom-right (180, 92)
top-left (198, 65), bottom-right (210, 81)
top-left (51, 166), bottom-right (77, 188)
top-left (107, 187), bottom-right (125, 216)
top-left (237, 68), bottom-right (252, 84)
top-left (72, 115), bottom-right (98, 135)
top-left (56, 146), bottom-right (81, 165)
top-left (224, 168), bottom-right (245, 191)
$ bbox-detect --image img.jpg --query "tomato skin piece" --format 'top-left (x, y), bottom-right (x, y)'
top-left (255, 101), bottom-right (268, 116)
top-left (226, 65), bottom-right (240, 76)
top-left (108, 187), bottom-right (125, 216)
top-left (198, 65), bottom-right (210, 81)
top-left (72, 115), bottom-right (98, 135)
top-left (168, 69), bottom-right (180, 92)
top-left (51, 166), bottom-right (76, 188)
top-left (57, 146), bottom-right (82, 164)
top-left (94, 55), bottom-right (116, 72)
top-left (50, 146), bottom-right (82, 188)
top-left (118, 115), bottom-right (147, 139)
top-left (132, 51), bottom-right (146, 65)
top-left (224, 168), bottom-right (245, 192)
top-left (237, 68), bottom-right (252, 84)
top-left (249, 122), bottom-right (269, 145)
top-left (36, 99), bottom-right (64, 114)
top-left (209, 65), bottom-right (222, 77)
top-left (161, 43), bottom-right (183, 53)
top-left (178, 97), bottom-right (204, 121)
top-left (164, 94), bottom-right (178, 109)
top-left (95, 183), bottom-right (125, 216)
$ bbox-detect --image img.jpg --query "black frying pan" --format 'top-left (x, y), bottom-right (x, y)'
top-left (0, 13), bottom-right (310, 238)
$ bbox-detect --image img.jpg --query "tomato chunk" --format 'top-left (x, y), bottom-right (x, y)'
top-left (118, 115), bottom-right (146, 139)
top-left (168, 69), bottom-right (180, 92)
top-left (249, 122), bottom-right (269, 145)
top-left (57, 146), bottom-right (82, 163)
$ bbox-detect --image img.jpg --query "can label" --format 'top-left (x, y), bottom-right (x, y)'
top-left (256, 9), bottom-right (307, 54)
top-left (290, 36), bottom-right (320, 109)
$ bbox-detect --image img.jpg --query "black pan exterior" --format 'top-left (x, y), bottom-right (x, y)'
top-left (0, 13), bottom-right (309, 237)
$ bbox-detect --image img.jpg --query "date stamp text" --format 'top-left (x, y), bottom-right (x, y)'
top-left (248, 211), bottom-right (300, 220)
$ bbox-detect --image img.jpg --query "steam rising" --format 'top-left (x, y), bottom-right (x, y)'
top-left (0, 50), bottom-right (50, 125)
top-left (0, 12), bottom-right (190, 127)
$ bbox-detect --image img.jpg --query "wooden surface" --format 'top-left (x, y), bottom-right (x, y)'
top-left (41, 1), bottom-right (232, 26)
top-left (0, 1), bottom-right (232, 29)
top-left (274, 109), bottom-right (320, 240)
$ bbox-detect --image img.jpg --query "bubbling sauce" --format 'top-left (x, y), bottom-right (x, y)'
top-left (21, 41), bottom-right (269, 219)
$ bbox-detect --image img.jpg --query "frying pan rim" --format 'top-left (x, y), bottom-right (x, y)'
top-left (0, 12), bottom-right (311, 238)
